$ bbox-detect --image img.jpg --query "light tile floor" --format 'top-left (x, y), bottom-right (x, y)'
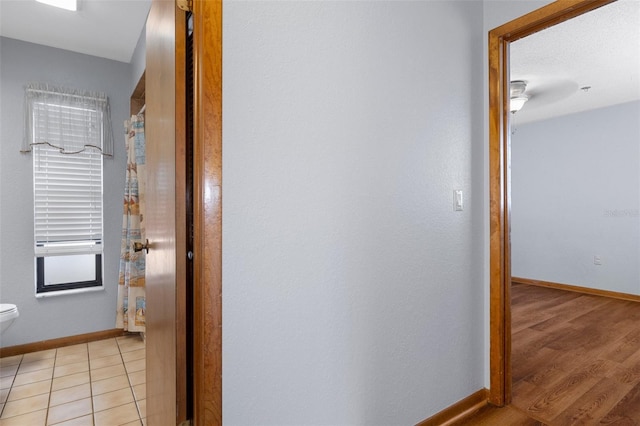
top-left (0, 334), bottom-right (146, 426)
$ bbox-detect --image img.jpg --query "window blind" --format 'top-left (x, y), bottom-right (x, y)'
top-left (32, 102), bottom-right (103, 154)
top-left (33, 137), bottom-right (103, 255)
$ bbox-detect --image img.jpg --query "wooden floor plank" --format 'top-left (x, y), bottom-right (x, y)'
top-left (600, 381), bottom-right (640, 424)
top-left (456, 404), bottom-right (548, 425)
top-left (599, 328), bottom-right (640, 364)
top-left (511, 289), bottom-right (583, 333)
top-left (512, 323), bottom-right (576, 362)
top-left (552, 377), bottom-right (633, 425)
top-left (524, 362), bottom-right (603, 420)
top-left (512, 379), bottom-right (548, 415)
top-left (521, 349), bottom-right (592, 391)
top-left (528, 295), bottom-right (609, 333)
top-left (512, 347), bottom-right (559, 384)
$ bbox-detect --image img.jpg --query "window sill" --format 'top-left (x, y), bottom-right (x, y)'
top-left (35, 285), bottom-right (104, 299)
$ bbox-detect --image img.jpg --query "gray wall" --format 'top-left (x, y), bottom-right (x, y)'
top-left (511, 101), bottom-right (640, 294)
top-left (130, 23), bottom-right (146, 95)
top-left (222, 2), bottom-right (485, 424)
top-left (0, 37), bottom-right (129, 346)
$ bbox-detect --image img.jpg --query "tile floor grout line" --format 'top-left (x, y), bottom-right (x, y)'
top-left (0, 354), bottom-right (23, 420)
top-left (0, 355), bottom-right (16, 419)
top-left (118, 334), bottom-right (144, 426)
top-left (116, 337), bottom-right (133, 426)
top-left (44, 347), bottom-right (57, 426)
top-left (88, 341), bottom-right (97, 426)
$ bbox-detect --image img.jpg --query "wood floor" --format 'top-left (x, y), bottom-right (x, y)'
top-left (458, 404), bottom-right (546, 425)
top-left (463, 282), bottom-right (640, 425)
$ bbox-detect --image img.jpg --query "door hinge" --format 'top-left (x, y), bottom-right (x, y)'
top-left (177, 0), bottom-right (192, 12)
top-left (178, 421), bottom-right (192, 426)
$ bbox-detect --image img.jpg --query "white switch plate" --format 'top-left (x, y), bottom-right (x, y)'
top-left (594, 255), bottom-right (602, 265)
top-left (454, 190), bottom-right (463, 211)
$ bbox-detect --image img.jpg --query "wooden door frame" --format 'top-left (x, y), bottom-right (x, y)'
top-left (488, 0), bottom-right (615, 406)
top-left (192, 0), bottom-right (223, 424)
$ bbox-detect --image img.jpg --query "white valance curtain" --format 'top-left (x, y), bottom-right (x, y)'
top-left (22, 83), bottom-right (114, 156)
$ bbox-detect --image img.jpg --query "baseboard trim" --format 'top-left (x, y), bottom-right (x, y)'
top-left (416, 388), bottom-right (489, 426)
top-left (512, 277), bottom-right (640, 303)
top-left (0, 329), bottom-right (128, 358)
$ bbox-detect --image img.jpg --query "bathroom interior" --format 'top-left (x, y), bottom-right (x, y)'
top-left (1, 1), bottom-right (153, 424)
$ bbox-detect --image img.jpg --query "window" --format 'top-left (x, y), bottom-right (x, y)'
top-left (33, 146), bottom-right (103, 294)
top-left (23, 84), bottom-right (112, 296)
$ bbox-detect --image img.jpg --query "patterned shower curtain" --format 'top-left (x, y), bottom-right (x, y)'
top-left (116, 114), bottom-right (146, 332)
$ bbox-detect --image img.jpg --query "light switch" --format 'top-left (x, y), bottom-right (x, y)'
top-left (454, 190), bottom-right (463, 211)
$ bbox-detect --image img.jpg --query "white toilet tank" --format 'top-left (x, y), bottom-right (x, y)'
top-left (0, 303), bottom-right (19, 333)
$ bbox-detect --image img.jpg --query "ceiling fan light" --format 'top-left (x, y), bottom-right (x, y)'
top-left (510, 95), bottom-right (529, 113)
top-left (36, 0), bottom-right (77, 11)
top-left (510, 80), bottom-right (527, 98)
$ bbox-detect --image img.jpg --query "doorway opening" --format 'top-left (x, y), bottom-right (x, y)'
top-left (488, 0), bottom-right (617, 407)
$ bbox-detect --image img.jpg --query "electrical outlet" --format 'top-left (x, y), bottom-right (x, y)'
top-left (594, 255), bottom-right (602, 266)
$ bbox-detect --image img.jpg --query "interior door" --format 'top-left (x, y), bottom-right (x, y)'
top-left (145, 0), bottom-right (188, 424)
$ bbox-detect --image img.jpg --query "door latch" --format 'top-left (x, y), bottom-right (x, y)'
top-left (133, 239), bottom-right (150, 254)
top-left (177, 0), bottom-right (192, 12)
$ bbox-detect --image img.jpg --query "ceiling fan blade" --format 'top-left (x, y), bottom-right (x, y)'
top-left (527, 78), bottom-right (579, 105)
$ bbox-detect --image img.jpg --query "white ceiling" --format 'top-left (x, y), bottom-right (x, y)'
top-left (0, 0), bottom-right (151, 63)
top-left (511, 0), bottom-right (640, 124)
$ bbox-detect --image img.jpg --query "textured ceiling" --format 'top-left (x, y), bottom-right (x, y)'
top-left (511, 0), bottom-right (640, 124)
top-left (0, 0), bottom-right (151, 63)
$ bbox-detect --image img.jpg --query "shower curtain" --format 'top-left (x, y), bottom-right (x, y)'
top-left (116, 114), bottom-right (146, 332)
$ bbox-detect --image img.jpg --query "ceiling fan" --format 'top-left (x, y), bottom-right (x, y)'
top-left (510, 78), bottom-right (584, 115)
top-left (510, 80), bottom-right (529, 113)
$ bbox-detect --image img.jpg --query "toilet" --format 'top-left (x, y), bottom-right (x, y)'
top-left (0, 304), bottom-right (19, 334)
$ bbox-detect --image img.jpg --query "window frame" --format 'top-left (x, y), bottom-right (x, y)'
top-left (36, 254), bottom-right (103, 295)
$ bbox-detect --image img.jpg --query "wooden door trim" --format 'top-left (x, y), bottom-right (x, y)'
top-left (192, 0), bottom-right (223, 424)
top-left (488, 0), bottom-right (615, 406)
